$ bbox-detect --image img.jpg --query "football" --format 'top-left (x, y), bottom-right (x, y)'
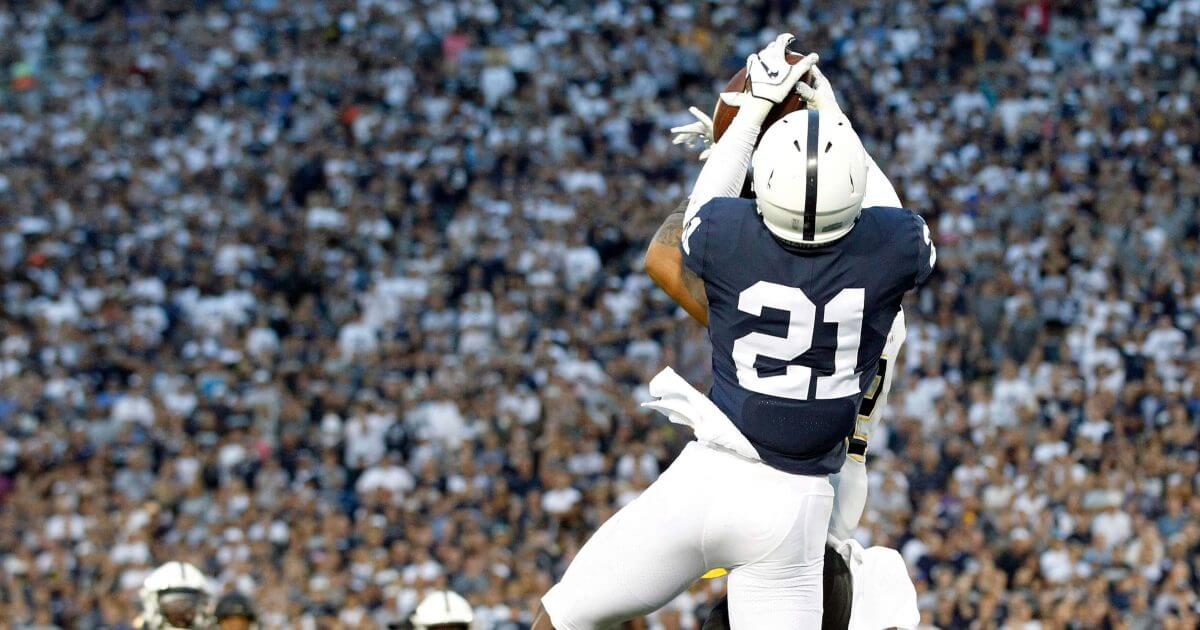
top-left (711, 44), bottom-right (814, 143)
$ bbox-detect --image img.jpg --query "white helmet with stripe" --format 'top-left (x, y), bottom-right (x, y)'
top-left (411, 590), bottom-right (474, 629)
top-left (138, 561), bottom-right (214, 630)
top-left (751, 109), bottom-right (869, 246)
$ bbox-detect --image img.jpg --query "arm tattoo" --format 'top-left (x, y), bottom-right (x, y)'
top-left (682, 264), bottom-right (708, 309)
top-left (652, 199), bottom-right (690, 246)
top-left (651, 203), bottom-right (707, 310)
top-left (653, 211), bottom-right (686, 247)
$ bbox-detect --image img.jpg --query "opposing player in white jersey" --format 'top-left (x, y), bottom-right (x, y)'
top-left (535, 34), bottom-right (934, 629)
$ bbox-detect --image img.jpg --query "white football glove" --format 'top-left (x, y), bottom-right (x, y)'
top-left (746, 33), bottom-right (818, 104)
top-left (670, 106), bottom-right (715, 160)
top-left (795, 64), bottom-right (843, 115)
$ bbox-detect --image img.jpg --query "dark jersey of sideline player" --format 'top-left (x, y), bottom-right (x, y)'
top-left (682, 199), bottom-right (935, 475)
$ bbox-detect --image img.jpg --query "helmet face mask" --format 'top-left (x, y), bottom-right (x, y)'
top-left (139, 562), bottom-right (214, 630)
top-left (751, 110), bottom-right (869, 247)
top-left (158, 589), bottom-right (208, 627)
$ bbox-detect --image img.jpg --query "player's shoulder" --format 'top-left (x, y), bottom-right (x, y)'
top-left (859, 205), bottom-right (923, 230)
top-left (686, 197), bottom-right (757, 252)
top-left (855, 206), bottom-right (935, 286)
top-left (854, 206), bottom-right (927, 246)
top-left (693, 196), bottom-right (756, 223)
top-left (683, 197), bottom-right (760, 279)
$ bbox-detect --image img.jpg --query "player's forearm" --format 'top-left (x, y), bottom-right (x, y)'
top-left (852, 310), bottom-right (907, 456)
top-left (830, 312), bottom-right (906, 538)
top-left (853, 354), bottom-right (894, 452)
top-left (828, 457), bottom-right (868, 540)
top-left (684, 99), bottom-right (773, 223)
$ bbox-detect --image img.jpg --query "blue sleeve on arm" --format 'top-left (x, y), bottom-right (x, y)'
top-left (911, 211), bottom-right (936, 287)
top-left (680, 205), bottom-right (711, 280)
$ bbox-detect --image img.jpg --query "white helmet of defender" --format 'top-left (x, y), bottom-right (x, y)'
top-left (410, 590), bottom-right (474, 629)
top-left (751, 109), bottom-right (869, 245)
top-left (138, 561), bottom-right (214, 630)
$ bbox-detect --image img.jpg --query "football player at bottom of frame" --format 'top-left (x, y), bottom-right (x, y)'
top-left (534, 33), bottom-right (935, 630)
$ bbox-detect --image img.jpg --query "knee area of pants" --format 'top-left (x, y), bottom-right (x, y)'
top-left (733, 568), bottom-right (824, 588)
top-left (541, 596), bottom-right (603, 630)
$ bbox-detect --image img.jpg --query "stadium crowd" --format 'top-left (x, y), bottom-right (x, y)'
top-left (2, 0), bottom-right (1199, 627)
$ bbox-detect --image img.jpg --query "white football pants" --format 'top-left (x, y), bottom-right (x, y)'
top-left (542, 441), bottom-right (834, 629)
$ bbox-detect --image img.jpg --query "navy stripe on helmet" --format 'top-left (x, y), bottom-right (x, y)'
top-left (803, 110), bottom-right (820, 241)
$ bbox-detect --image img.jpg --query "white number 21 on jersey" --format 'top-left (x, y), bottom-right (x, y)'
top-left (732, 281), bottom-right (864, 400)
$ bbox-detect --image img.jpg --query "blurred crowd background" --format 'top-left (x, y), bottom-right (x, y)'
top-left (2, 0), bottom-right (1199, 628)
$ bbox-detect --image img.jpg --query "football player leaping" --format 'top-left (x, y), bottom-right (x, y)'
top-left (666, 41), bottom-right (921, 630)
top-left (535, 34), bottom-right (933, 629)
top-left (657, 37), bottom-right (929, 629)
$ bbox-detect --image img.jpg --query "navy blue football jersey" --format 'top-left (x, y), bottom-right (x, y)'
top-left (682, 198), bottom-right (935, 475)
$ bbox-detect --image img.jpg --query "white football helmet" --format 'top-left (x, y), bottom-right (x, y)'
top-left (410, 590), bottom-right (474, 629)
top-left (138, 561), bottom-right (214, 630)
top-left (751, 109), bottom-right (869, 246)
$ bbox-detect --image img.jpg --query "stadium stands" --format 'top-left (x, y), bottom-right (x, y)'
top-left (0, 0), bottom-right (1197, 627)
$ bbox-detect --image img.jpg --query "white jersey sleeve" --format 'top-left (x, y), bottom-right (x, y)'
top-left (828, 309), bottom-right (907, 540)
top-left (852, 308), bottom-right (907, 454)
top-left (861, 152), bottom-right (902, 208)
